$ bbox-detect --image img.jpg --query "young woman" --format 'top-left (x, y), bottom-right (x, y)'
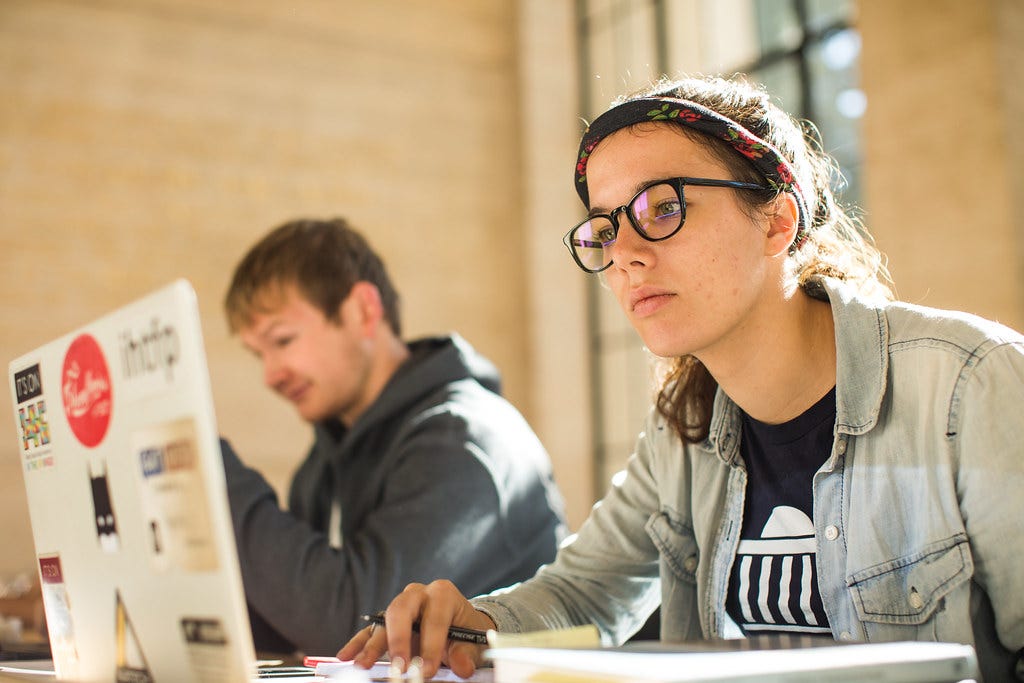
top-left (338, 75), bottom-right (1024, 682)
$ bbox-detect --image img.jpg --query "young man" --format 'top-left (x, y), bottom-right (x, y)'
top-left (220, 217), bottom-right (566, 655)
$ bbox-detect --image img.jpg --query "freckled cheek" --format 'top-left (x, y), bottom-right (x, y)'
top-left (686, 251), bottom-right (718, 297)
top-left (694, 239), bottom-right (744, 298)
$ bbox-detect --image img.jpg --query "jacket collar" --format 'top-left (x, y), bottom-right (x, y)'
top-left (821, 277), bottom-right (889, 436)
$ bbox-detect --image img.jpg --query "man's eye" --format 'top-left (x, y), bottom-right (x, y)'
top-left (273, 336), bottom-right (294, 348)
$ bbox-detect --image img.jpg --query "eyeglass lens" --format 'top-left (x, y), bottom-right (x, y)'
top-left (569, 182), bottom-right (683, 272)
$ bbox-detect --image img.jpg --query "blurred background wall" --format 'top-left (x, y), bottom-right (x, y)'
top-left (2, 0), bottom-right (1020, 584)
top-left (0, 0), bottom-right (588, 579)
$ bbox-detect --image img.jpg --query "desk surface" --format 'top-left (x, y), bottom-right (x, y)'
top-left (0, 659), bottom-right (494, 682)
top-left (0, 659), bottom-right (53, 681)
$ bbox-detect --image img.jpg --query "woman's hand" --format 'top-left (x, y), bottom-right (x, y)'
top-left (337, 580), bottom-right (496, 679)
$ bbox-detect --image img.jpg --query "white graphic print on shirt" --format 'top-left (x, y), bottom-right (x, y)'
top-left (732, 505), bottom-right (830, 634)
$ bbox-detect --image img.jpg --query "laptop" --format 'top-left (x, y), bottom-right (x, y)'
top-left (7, 280), bottom-right (261, 682)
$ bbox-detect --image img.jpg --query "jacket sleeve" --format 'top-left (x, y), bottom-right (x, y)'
top-left (219, 412), bottom-right (557, 655)
top-left (951, 340), bottom-right (1024, 658)
top-left (472, 410), bottom-right (666, 646)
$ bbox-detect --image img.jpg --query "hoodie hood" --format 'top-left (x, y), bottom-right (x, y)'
top-left (315, 333), bottom-right (502, 448)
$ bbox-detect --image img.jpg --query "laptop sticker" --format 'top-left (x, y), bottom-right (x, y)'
top-left (182, 617), bottom-right (241, 683)
top-left (38, 554), bottom-right (80, 679)
top-left (14, 362), bottom-right (54, 471)
top-left (62, 333), bottom-right (112, 448)
top-left (115, 591), bottom-right (153, 683)
top-left (89, 460), bottom-right (121, 553)
top-left (134, 417), bottom-right (218, 572)
top-left (118, 316), bottom-right (181, 400)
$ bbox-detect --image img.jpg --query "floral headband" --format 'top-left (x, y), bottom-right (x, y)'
top-left (574, 97), bottom-right (810, 250)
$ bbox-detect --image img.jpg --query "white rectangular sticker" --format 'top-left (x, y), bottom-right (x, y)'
top-left (38, 554), bottom-right (80, 679)
top-left (133, 418), bottom-right (218, 572)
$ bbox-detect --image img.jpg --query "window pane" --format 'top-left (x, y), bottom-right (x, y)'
top-left (749, 57), bottom-right (803, 117)
top-left (581, 0), bottom-right (661, 115)
top-left (689, 0), bottom-right (761, 72)
top-left (806, 0), bottom-right (856, 32)
top-left (807, 28), bottom-right (863, 205)
top-left (753, 0), bottom-right (802, 56)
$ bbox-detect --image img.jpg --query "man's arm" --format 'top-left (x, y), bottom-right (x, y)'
top-left (219, 427), bottom-right (546, 655)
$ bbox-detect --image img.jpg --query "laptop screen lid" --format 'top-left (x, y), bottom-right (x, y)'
top-left (8, 279), bottom-right (256, 682)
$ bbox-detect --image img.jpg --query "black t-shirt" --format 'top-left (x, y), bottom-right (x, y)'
top-left (724, 387), bottom-right (836, 636)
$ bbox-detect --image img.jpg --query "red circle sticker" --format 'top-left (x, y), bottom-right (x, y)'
top-left (61, 333), bottom-right (113, 448)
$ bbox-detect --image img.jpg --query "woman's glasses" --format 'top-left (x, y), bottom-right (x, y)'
top-left (562, 177), bottom-right (769, 273)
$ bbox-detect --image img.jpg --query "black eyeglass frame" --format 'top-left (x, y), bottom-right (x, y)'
top-left (562, 176), bottom-right (771, 273)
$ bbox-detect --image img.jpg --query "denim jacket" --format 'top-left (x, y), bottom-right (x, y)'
top-left (474, 278), bottom-right (1024, 681)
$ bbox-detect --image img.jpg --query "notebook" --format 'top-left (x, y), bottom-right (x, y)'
top-left (7, 280), bottom-right (262, 683)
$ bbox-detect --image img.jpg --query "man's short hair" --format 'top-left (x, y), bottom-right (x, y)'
top-left (225, 217), bottom-right (401, 336)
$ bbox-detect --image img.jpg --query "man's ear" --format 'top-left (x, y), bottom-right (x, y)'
top-left (764, 192), bottom-right (800, 257)
top-left (339, 281), bottom-right (385, 337)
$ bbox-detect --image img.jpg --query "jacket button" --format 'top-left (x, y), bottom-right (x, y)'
top-left (683, 556), bottom-right (698, 573)
top-left (909, 590), bottom-right (924, 610)
top-left (824, 525), bottom-right (840, 541)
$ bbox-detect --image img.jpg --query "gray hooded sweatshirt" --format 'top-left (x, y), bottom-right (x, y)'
top-left (221, 333), bottom-right (567, 654)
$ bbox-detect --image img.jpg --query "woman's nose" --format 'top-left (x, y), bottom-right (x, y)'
top-left (608, 217), bottom-right (650, 270)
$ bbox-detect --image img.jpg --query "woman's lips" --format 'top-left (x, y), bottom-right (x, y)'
top-left (630, 287), bottom-right (675, 316)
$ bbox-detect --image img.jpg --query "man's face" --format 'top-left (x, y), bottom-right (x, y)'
top-left (238, 284), bottom-right (372, 425)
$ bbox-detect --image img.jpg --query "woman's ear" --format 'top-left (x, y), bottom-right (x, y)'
top-left (764, 192), bottom-right (800, 257)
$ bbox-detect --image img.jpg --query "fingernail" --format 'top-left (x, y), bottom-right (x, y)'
top-left (388, 656), bottom-right (404, 682)
top-left (408, 656), bottom-right (424, 683)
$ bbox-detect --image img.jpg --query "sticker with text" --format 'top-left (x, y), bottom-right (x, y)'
top-left (133, 418), bottom-right (218, 572)
top-left (38, 554), bottom-right (80, 678)
top-left (15, 362), bottom-right (55, 471)
top-left (181, 617), bottom-right (240, 683)
top-left (61, 334), bottom-right (112, 448)
top-left (117, 316), bottom-right (182, 400)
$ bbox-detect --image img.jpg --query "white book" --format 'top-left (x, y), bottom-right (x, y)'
top-left (487, 640), bottom-right (978, 683)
